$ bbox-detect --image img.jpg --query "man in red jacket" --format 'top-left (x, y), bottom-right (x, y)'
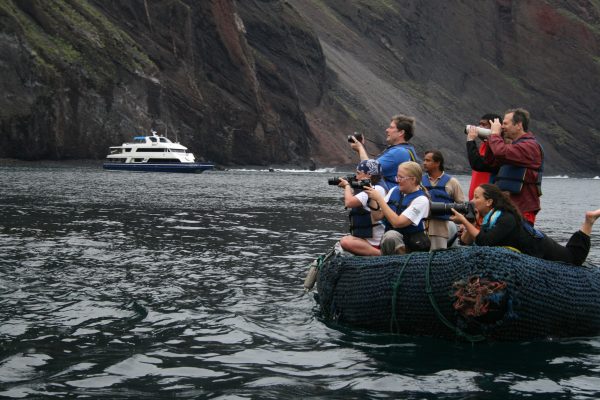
top-left (485, 108), bottom-right (543, 225)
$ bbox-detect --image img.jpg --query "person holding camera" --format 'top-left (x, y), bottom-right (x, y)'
top-left (484, 108), bottom-right (543, 225)
top-left (451, 183), bottom-right (600, 266)
top-left (364, 161), bottom-right (430, 255)
top-left (465, 113), bottom-right (501, 200)
top-left (335, 159), bottom-right (386, 256)
top-left (349, 114), bottom-right (419, 192)
top-left (422, 150), bottom-right (466, 250)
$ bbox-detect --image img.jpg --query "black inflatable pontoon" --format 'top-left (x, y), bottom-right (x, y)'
top-left (315, 246), bottom-right (600, 341)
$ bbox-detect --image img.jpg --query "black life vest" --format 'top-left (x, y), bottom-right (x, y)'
top-left (492, 137), bottom-right (544, 195)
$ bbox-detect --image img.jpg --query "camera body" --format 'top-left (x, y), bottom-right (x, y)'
top-left (327, 175), bottom-right (371, 190)
top-left (350, 178), bottom-right (371, 190)
top-left (430, 201), bottom-right (476, 222)
top-left (464, 125), bottom-right (492, 139)
top-left (347, 132), bottom-right (364, 143)
top-left (328, 175), bottom-right (356, 186)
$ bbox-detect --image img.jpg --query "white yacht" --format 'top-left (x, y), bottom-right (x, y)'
top-left (103, 133), bottom-right (214, 173)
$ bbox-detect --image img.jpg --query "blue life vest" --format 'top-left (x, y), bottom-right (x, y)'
top-left (422, 173), bottom-right (453, 221)
top-left (348, 186), bottom-right (384, 238)
top-left (385, 187), bottom-right (426, 234)
top-left (492, 137), bottom-right (544, 195)
top-left (400, 143), bottom-right (420, 164)
top-left (378, 143), bottom-right (421, 190)
top-left (349, 206), bottom-right (379, 239)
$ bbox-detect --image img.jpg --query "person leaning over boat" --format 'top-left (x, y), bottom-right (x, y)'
top-left (451, 183), bottom-right (600, 266)
top-left (422, 150), bottom-right (466, 250)
top-left (336, 159), bottom-right (386, 256)
top-left (349, 114), bottom-right (419, 192)
top-left (484, 108), bottom-right (543, 225)
top-left (364, 161), bottom-right (430, 255)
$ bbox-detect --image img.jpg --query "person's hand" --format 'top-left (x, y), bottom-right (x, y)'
top-left (490, 118), bottom-right (502, 135)
top-left (449, 208), bottom-right (467, 225)
top-left (349, 136), bottom-right (364, 152)
top-left (338, 178), bottom-right (349, 188)
top-left (363, 185), bottom-right (382, 203)
top-left (467, 125), bottom-right (478, 141)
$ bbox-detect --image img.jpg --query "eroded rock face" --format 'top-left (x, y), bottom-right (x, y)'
top-left (1, 1), bottom-right (599, 173)
top-left (290, 0), bottom-right (600, 174)
top-left (0, 0), bottom-right (321, 165)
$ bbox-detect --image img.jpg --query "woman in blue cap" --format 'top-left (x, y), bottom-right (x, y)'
top-left (336, 159), bottom-right (386, 256)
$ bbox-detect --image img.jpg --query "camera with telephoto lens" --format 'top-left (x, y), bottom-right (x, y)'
top-left (347, 132), bottom-right (364, 143)
top-left (430, 201), bottom-right (476, 222)
top-left (464, 125), bottom-right (492, 139)
top-left (328, 175), bottom-right (356, 186)
top-left (327, 175), bottom-right (372, 190)
top-left (350, 178), bottom-right (372, 190)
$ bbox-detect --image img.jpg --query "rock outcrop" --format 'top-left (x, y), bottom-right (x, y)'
top-left (0, 0), bottom-right (319, 165)
top-left (291, 0), bottom-right (600, 173)
top-left (1, 0), bottom-right (599, 173)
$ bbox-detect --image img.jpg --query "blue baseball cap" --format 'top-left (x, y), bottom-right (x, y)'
top-left (356, 159), bottom-right (381, 176)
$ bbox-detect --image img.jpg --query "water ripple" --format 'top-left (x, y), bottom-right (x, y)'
top-left (1, 165), bottom-right (599, 398)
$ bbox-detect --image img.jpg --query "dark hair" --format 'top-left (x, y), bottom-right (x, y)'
top-left (480, 113), bottom-right (501, 122)
top-left (391, 114), bottom-right (415, 141)
top-left (478, 183), bottom-right (523, 224)
top-left (506, 108), bottom-right (530, 132)
top-left (424, 149), bottom-right (445, 171)
top-left (369, 175), bottom-right (381, 185)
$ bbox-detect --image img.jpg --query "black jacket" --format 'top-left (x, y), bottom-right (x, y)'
top-left (467, 140), bottom-right (498, 173)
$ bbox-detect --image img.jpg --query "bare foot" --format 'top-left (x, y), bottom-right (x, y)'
top-left (585, 209), bottom-right (600, 225)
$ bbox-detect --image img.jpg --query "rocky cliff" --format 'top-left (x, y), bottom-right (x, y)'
top-left (0, 0), bottom-right (319, 165)
top-left (1, 0), bottom-right (599, 173)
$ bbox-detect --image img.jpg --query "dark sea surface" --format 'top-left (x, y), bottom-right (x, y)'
top-left (1, 162), bottom-right (599, 399)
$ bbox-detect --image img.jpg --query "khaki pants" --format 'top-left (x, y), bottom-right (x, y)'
top-left (429, 235), bottom-right (448, 250)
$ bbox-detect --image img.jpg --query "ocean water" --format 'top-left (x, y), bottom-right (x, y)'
top-left (0, 162), bottom-right (599, 399)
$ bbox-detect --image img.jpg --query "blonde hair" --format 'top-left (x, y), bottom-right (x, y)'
top-left (398, 161), bottom-right (422, 182)
top-left (398, 161), bottom-right (429, 196)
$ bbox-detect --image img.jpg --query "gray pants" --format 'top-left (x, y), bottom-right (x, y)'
top-left (380, 230), bottom-right (431, 255)
top-left (380, 231), bottom-right (406, 255)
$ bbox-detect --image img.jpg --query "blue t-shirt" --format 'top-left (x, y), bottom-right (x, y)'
top-left (378, 144), bottom-right (418, 191)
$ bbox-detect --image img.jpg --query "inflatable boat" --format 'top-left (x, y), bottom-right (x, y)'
top-left (314, 246), bottom-right (600, 341)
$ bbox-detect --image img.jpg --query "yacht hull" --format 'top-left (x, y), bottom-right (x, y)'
top-left (103, 162), bottom-right (214, 173)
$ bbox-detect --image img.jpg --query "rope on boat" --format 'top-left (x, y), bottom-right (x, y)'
top-left (390, 253), bottom-right (414, 334)
top-left (424, 251), bottom-right (486, 343)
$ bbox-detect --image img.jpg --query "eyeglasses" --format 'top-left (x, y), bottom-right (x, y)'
top-left (395, 175), bottom-right (414, 182)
